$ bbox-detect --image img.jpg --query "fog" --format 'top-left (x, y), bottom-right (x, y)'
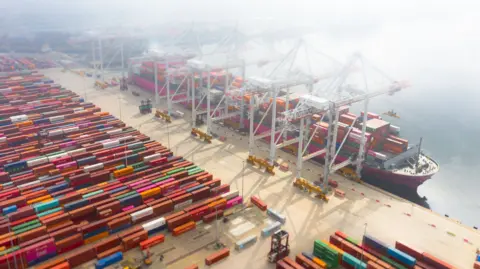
top-left (3, 0), bottom-right (480, 223)
top-left (4, 0), bottom-right (478, 87)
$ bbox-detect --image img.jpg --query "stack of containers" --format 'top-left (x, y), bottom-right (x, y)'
top-left (0, 70), bottom-right (245, 269)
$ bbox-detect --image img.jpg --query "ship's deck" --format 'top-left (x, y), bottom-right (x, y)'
top-left (45, 68), bottom-right (478, 269)
top-left (392, 154), bottom-right (440, 176)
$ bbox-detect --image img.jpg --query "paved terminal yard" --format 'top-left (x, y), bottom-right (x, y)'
top-left (43, 68), bottom-right (479, 268)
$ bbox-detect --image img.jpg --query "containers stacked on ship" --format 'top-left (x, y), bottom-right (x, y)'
top-left (0, 70), bottom-right (240, 268)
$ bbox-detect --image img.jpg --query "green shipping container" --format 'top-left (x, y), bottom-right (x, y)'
top-left (37, 207), bottom-right (63, 218)
top-left (115, 191), bottom-right (137, 200)
top-left (14, 223), bottom-right (43, 235)
top-left (12, 219), bottom-right (40, 231)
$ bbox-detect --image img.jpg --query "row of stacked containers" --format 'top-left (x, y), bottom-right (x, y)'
top-left (0, 56), bottom-right (56, 72)
top-left (276, 230), bottom-right (455, 269)
top-left (0, 70), bottom-right (243, 268)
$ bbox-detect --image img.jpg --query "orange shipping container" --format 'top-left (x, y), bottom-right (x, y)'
top-left (172, 221), bottom-right (196, 236)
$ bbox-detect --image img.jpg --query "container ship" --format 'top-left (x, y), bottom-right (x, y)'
top-left (129, 61), bottom-right (439, 191)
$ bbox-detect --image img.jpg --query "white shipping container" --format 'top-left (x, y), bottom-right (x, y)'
top-left (174, 199), bottom-right (192, 210)
top-left (84, 163), bottom-right (104, 173)
top-left (10, 114), bottom-right (28, 123)
top-left (0, 88), bottom-right (12, 93)
top-left (67, 148), bottom-right (87, 156)
top-left (27, 100), bottom-right (41, 105)
top-left (63, 126), bottom-right (79, 134)
top-left (390, 125), bottom-right (401, 133)
top-left (49, 115), bottom-right (65, 122)
top-left (102, 140), bottom-right (119, 149)
top-left (144, 153), bottom-right (161, 163)
top-left (48, 129), bottom-right (64, 137)
top-left (130, 207), bottom-right (153, 221)
top-left (221, 190), bottom-right (239, 201)
top-left (47, 152), bottom-right (69, 162)
top-left (18, 180), bottom-right (41, 189)
top-left (27, 156), bottom-right (49, 167)
top-left (73, 107), bottom-right (84, 112)
top-left (0, 137), bottom-right (6, 143)
top-left (118, 135), bottom-right (133, 142)
top-left (106, 129), bottom-right (122, 135)
top-left (142, 217), bottom-right (166, 231)
top-left (375, 152), bottom-right (388, 161)
top-left (349, 133), bottom-right (362, 140)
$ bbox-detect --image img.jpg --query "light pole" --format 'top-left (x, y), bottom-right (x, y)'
top-left (118, 96), bottom-right (122, 121)
top-left (166, 121), bottom-right (171, 149)
top-left (242, 160), bottom-right (245, 198)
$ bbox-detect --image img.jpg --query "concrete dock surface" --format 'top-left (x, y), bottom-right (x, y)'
top-left (44, 68), bottom-right (479, 268)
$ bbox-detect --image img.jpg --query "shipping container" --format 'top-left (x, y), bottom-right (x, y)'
top-left (205, 248), bottom-right (230, 266)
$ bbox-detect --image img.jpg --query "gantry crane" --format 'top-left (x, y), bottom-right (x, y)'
top-left (281, 53), bottom-right (408, 192)
top-left (243, 40), bottom-right (343, 170)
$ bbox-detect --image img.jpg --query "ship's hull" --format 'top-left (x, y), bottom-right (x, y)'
top-left (361, 165), bottom-right (432, 191)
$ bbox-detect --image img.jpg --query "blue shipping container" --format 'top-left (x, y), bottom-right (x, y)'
top-left (388, 247), bottom-right (416, 267)
top-left (363, 235), bottom-right (389, 253)
top-left (95, 252), bottom-right (123, 269)
top-left (64, 199), bottom-right (89, 211)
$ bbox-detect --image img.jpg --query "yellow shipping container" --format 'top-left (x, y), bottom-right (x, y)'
top-left (140, 187), bottom-right (161, 199)
top-left (84, 231), bottom-right (109, 244)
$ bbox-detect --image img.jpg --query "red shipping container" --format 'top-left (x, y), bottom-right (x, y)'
top-left (108, 215), bottom-right (132, 230)
top-left (80, 219), bottom-right (109, 234)
top-left (58, 192), bottom-right (82, 206)
top-left (277, 259), bottom-right (294, 269)
top-left (211, 184), bottom-right (230, 196)
top-left (97, 245), bottom-right (124, 259)
top-left (191, 187), bottom-right (210, 201)
top-left (139, 234), bottom-right (165, 250)
top-left (202, 210), bottom-right (224, 224)
top-left (7, 205), bottom-right (35, 221)
top-left (56, 233), bottom-right (84, 253)
top-left (41, 211), bottom-right (69, 225)
top-left (151, 200), bottom-right (174, 216)
top-left (421, 252), bottom-right (454, 269)
top-left (87, 192), bottom-right (110, 204)
top-left (94, 235), bottom-right (121, 254)
top-left (96, 200), bottom-right (122, 213)
top-left (205, 248), bottom-right (230, 266)
top-left (167, 213), bottom-right (192, 231)
top-left (117, 225), bottom-right (144, 239)
top-left (17, 225), bottom-right (47, 243)
top-left (35, 257), bottom-right (66, 269)
top-left (172, 193), bottom-right (193, 205)
top-left (189, 205), bottom-right (211, 222)
top-left (49, 225), bottom-right (80, 241)
top-left (283, 257), bottom-right (304, 269)
top-left (395, 241), bottom-right (422, 260)
top-left (69, 205), bottom-right (95, 220)
top-left (202, 178), bottom-right (220, 188)
top-left (295, 254), bottom-right (321, 269)
top-left (196, 173), bottom-right (213, 183)
top-left (250, 196), bottom-right (267, 211)
top-left (146, 197), bottom-right (170, 207)
top-left (121, 229), bottom-right (148, 251)
top-left (64, 245), bottom-right (96, 268)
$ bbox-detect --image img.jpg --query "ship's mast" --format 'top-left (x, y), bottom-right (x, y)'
top-left (415, 137), bottom-right (423, 171)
